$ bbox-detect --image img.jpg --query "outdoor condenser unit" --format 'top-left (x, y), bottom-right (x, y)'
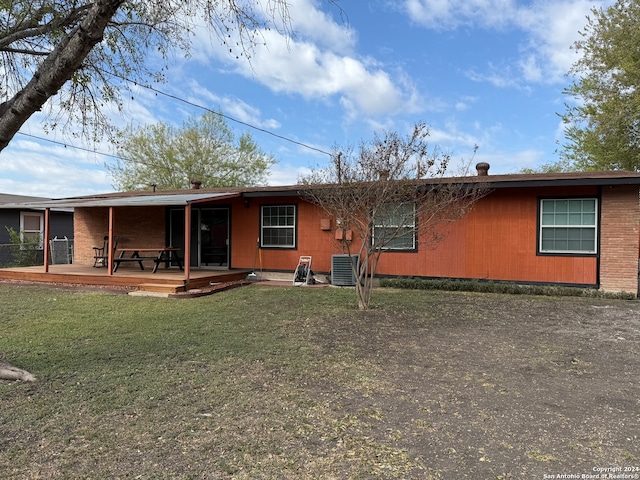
top-left (331, 254), bottom-right (359, 286)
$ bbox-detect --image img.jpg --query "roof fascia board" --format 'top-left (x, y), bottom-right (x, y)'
top-left (485, 177), bottom-right (640, 189)
top-left (188, 193), bottom-right (241, 204)
top-left (242, 177), bottom-right (640, 198)
top-left (11, 192), bottom-right (241, 209)
top-left (242, 190), bottom-right (303, 198)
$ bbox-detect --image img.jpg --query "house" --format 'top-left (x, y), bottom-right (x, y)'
top-left (2, 168), bottom-right (640, 296)
top-left (0, 193), bottom-right (74, 266)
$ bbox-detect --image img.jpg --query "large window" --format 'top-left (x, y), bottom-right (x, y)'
top-left (20, 211), bottom-right (44, 248)
top-left (373, 203), bottom-right (416, 250)
top-left (539, 198), bottom-right (598, 254)
top-left (261, 205), bottom-right (296, 248)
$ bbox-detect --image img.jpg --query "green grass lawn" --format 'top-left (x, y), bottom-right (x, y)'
top-left (2, 283), bottom-right (638, 479)
top-left (0, 284), bottom-right (419, 479)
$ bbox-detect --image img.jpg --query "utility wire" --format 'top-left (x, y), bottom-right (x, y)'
top-left (16, 69), bottom-right (334, 160)
top-left (105, 70), bottom-right (333, 157)
top-left (17, 132), bottom-right (123, 161)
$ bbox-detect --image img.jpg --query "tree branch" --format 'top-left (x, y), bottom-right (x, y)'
top-left (0, 0), bottom-right (125, 151)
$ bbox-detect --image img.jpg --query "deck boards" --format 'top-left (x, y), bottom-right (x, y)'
top-left (0, 264), bottom-right (249, 292)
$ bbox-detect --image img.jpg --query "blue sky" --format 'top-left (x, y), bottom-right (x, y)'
top-left (0, 0), bottom-right (612, 198)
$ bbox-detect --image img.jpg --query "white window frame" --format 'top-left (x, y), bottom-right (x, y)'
top-left (260, 205), bottom-right (297, 248)
top-left (20, 211), bottom-right (44, 249)
top-left (373, 203), bottom-right (417, 251)
top-left (539, 198), bottom-right (598, 255)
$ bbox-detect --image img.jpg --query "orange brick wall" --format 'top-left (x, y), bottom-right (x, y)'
top-left (74, 207), bottom-right (108, 265)
top-left (74, 206), bottom-right (166, 266)
top-left (599, 185), bottom-right (640, 295)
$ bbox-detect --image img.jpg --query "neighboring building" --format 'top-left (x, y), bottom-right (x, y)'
top-left (6, 169), bottom-right (640, 296)
top-left (0, 193), bottom-right (74, 265)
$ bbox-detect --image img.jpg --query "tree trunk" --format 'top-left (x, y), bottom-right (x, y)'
top-left (355, 252), bottom-right (378, 310)
top-left (0, 360), bottom-right (36, 382)
top-left (0, 0), bottom-right (125, 152)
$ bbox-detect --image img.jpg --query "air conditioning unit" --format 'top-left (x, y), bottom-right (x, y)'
top-left (331, 254), bottom-right (359, 286)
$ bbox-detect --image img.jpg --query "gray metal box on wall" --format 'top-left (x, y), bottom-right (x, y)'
top-left (331, 254), bottom-right (359, 286)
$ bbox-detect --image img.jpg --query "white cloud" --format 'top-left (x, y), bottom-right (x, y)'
top-left (184, 80), bottom-right (281, 130)
top-left (513, 0), bottom-right (610, 83)
top-left (227, 30), bottom-right (410, 119)
top-left (465, 63), bottom-right (532, 91)
top-left (0, 110), bottom-right (118, 197)
top-left (404, 0), bottom-right (613, 86)
top-left (283, 0), bottom-right (357, 54)
top-left (518, 55), bottom-right (543, 83)
top-left (403, 0), bottom-right (518, 30)
top-left (248, 31), bottom-right (414, 118)
top-left (189, 1), bottom-right (416, 122)
top-left (0, 140), bottom-right (112, 197)
top-left (267, 163), bottom-right (313, 186)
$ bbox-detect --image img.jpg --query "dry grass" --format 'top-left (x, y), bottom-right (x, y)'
top-left (1, 283), bottom-right (638, 479)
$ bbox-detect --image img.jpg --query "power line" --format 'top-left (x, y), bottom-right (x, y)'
top-left (16, 70), bottom-right (334, 160)
top-left (16, 132), bottom-right (124, 161)
top-left (105, 70), bottom-right (333, 157)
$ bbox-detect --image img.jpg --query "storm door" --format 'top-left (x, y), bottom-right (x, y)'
top-left (169, 207), bottom-right (230, 268)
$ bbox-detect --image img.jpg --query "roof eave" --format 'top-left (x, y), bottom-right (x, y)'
top-left (485, 177), bottom-right (640, 189)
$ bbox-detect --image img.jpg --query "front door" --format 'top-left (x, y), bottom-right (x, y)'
top-left (169, 207), bottom-right (230, 268)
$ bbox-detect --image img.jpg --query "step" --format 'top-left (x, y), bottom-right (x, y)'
top-left (137, 283), bottom-right (186, 294)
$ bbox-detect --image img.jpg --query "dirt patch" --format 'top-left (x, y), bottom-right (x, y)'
top-left (0, 278), bottom-right (133, 294)
top-left (1, 287), bottom-right (638, 478)
top-left (309, 292), bottom-right (640, 479)
top-left (0, 278), bottom-right (248, 298)
top-left (171, 279), bottom-right (252, 298)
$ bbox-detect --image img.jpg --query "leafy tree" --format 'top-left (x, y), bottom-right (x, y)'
top-left (558, 0), bottom-right (640, 171)
top-left (0, 0), bottom-right (300, 152)
top-left (108, 111), bottom-right (275, 190)
top-left (300, 123), bottom-right (487, 310)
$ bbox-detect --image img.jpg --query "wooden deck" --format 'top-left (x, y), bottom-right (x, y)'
top-left (0, 264), bottom-right (251, 293)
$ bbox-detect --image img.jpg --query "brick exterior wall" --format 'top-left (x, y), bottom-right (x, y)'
top-left (74, 206), bottom-right (167, 266)
top-left (599, 185), bottom-right (640, 295)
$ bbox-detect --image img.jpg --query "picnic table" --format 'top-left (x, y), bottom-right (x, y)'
top-left (113, 248), bottom-right (183, 273)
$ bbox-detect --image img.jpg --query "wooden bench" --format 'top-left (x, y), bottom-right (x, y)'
top-left (112, 256), bottom-right (151, 271)
top-left (113, 248), bottom-right (183, 273)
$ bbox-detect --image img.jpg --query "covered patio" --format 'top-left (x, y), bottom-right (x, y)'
top-left (0, 190), bottom-right (253, 293)
top-left (0, 264), bottom-right (250, 293)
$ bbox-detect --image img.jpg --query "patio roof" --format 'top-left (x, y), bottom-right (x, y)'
top-left (10, 192), bottom-right (241, 209)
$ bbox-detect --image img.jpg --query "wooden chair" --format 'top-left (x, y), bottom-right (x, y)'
top-left (93, 236), bottom-right (119, 267)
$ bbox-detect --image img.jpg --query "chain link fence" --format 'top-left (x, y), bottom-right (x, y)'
top-left (0, 238), bottom-right (74, 268)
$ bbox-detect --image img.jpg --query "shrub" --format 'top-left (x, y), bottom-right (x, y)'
top-left (5, 227), bottom-right (42, 267)
top-left (379, 277), bottom-right (636, 300)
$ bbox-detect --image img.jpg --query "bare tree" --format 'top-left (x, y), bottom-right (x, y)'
top-left (300, 123), bottom-right (488, 310)
top-left (0, 0), bottom-right (303, 152)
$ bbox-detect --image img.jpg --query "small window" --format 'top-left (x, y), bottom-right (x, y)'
top-left (261, 205), bottom-right (296, 248)
top-left (539, 198), bottom-right (597, 254)
top-left (20, 212), bottom-right (44, 249)
top-left (373, 203), bottom-right (416, 250)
